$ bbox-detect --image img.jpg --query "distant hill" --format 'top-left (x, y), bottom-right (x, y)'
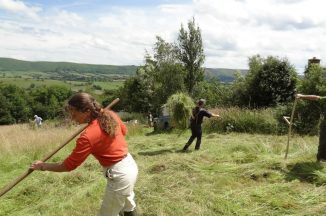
top-left (0, 57), bottom-right (138, 81)
top-left (205, 68), bottom-right (248, 83)
top-left (0, 57), bottom-right (247, 82)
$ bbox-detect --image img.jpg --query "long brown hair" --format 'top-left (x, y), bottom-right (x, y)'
top-left (67, 92), bottom-right (117, 136)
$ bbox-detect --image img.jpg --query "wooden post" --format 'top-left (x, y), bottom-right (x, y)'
top-left (284, 97), bottom-right (298, 159)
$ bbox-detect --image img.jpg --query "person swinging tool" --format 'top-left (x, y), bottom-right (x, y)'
top-left (30, 93), bottom-right (138, 216)
top-left (296, 94), bottom-right (326, 162)
top-left (182, 99), bottom-right (220, 151)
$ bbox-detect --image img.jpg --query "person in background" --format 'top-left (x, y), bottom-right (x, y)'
top-left (30, 92), bottom-right (138, 216)
top-left (147, 111), bottom-right (153, 127)
top-left (34, 115), bottom-right (43, 127)
top-left (296, 94), bottom-right (326, 162)
top-left (183, 99), bottom-right (220, 151)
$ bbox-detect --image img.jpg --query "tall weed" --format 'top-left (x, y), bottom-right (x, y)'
top-left (205, 107), bottom-right (279, 134)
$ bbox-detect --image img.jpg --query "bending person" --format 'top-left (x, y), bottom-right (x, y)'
top-left (183, 99), bottom-right (220, 151)
top-left (31, 92), bottom-right (138, 216)
top-left (296, 93), bottom-right (326, 162)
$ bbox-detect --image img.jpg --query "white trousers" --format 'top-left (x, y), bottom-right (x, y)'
top-left (99, 153), bottom-right (138, 216)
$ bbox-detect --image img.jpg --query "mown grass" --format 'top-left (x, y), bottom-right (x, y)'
top-left (0, 124), bottom-right (325, 215)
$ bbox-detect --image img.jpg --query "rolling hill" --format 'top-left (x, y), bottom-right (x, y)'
top-left (0, 57), bottom-right (247, 82)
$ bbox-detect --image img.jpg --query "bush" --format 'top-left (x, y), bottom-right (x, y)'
top-left (204, 107), bottom-right (280, 134)
top-left (117, 111), bottom-right (146, 124)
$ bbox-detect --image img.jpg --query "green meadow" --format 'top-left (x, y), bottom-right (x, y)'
top-left (0, 123), bottom-right (325, 215)
top-left (0, 77), bottom-right (123, 92)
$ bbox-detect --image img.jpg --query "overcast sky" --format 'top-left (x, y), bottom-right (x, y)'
top-left (1, 0), bottom-right (326, 73)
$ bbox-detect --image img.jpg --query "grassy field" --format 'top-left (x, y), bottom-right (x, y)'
top-left (0, 77), bottom-right (123, 91)
top-left (0, 123), bottom-right (325, 215)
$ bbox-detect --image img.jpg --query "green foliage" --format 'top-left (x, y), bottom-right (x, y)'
top-left (119, 18), bottom-right (206, 114)
top-left (177, 18), bottom-right (205, 95)
top-left (0, 84), bottom-right (31, 124)
top-left (233, 55), bottom-right (297, 108)
top-left (297, 63), bottom-right (326, 134)
top-left (204, 107), bottom-right (280, 134)
top-left (119, 36), bottom-right (186, 114)
top-left (30, 85), bottom-right (73, 119)
top-left (119, 74), bottom-right (153, 113)
top-left (151, 37), bottom-right (186, 111)
top-left (205, 68), bottom-right (248, 82)
top-left (300, 63), bottom-right (326, 94)
top-left (192, 79), bottom-right (233, 107)
top-left (0, 94), bottom-right (15, 124)
top-left (0, 84), bottom-right (72, 124)
top-left (166, 93), bottom-right (194, 129)
top-left (0, 57), bottom-right (137, 81)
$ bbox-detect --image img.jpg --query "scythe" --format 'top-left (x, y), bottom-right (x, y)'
top-left (0, 98), bottom-right (120, 197)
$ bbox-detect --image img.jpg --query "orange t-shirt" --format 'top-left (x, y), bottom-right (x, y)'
top-left (63, 111), bottom-right (128, 171)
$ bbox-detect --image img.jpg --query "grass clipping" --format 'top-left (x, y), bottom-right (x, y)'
top-left (166, 93), bottom-right (194, 129)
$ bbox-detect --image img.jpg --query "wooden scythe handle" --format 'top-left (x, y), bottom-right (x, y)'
top-left (0, 98), bottom-right (120, 197)
top-left (284, 97), bottom-right (298, 159)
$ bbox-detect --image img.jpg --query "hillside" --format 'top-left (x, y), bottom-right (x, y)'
top-left (205, 67), bottom-right (248, 82)
top-left (0, 57), bottom-right (247, 83)
top-left (0, 57), bottom-right (138, 81)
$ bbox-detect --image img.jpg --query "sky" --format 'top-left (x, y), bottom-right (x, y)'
top-left (1, 0), bottom-right (326, 73)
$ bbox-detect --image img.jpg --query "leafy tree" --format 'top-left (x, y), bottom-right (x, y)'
top-left (296, 63), bottom-right (326, 134)
top-left (30, 85), bottom-right (72, 119)
top-left (300, 63), bottom-right (326, 94)
top-left (151, 36), bottom-right (186, 111)
top-left (0, 93), bottom-right (15, 124)
top-left (192, 78), bottom-right (233, 107)
top-left (0, 84), bottom-right (31, 124)
top-left (118, 69), bottom-right (154, 113)
top-left (119, 36), bottom-right (185, 114)
top-left (177, 18), bottom-right (205, 95)
top-left (234, 55), bottom-right (297, 108)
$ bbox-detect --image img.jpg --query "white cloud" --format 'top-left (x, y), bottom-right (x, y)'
top-left (1, 0), bottom-right (326, 73)
top-left (0, 0), bottom-right (41, 19)
top-left (49, 10), bottom-right (84, 27)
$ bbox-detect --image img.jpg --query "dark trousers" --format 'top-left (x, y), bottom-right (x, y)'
top-left (183, 124), bottom-right (202, 150)
top-left (318, 124), bottom-right (326, 161)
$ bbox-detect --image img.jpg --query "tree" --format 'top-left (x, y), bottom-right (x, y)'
top-left (300, 63), bottom-right (326, 94)
top-left (177, 18), bottom-right (205, 95)
top-left (192, 78), bottom-right (233, 107)
top-left (0, 84), bottom-right (31, 124)
top-left (0, 93), bottom-right (15, 124)
top-left (152, 36), bottom-right (186, 111)
top-left (296, 63), bottom-right (326, 134)
top-left (119, 36), bottom-right (186, 114)
top-left (30, 85), bottom-right (72, 119)
top-left (235, 55), bottom-right (297, 108)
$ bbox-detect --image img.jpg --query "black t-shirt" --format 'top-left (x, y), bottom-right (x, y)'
top-left (190, 107), bottom-right (212, 125)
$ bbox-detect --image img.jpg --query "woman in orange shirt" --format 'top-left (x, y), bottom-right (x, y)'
top-left (31, 93), bottom-right (138, 216)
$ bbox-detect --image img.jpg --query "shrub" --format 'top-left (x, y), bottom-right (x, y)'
top-left (204, 107), bottom-right (279, 134)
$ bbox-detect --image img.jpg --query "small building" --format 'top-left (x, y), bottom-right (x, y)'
top-left (306, 57), bottom-right (326, 76)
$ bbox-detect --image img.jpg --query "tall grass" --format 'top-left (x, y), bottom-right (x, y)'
top-left (205, 107), bottom-right (281, 134)
top-left (0, 124), bottom-right (325, 215)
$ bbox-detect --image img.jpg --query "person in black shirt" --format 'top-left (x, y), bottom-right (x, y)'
top-left (183, 99), bottom-right (220, 151)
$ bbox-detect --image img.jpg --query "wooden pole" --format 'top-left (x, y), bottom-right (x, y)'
top-left (0, 98), bottom-right (119, 198)
top-left (283, 116), bottom-right (290, 126)
top-left (284, 97), bottom-right (298, 159)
